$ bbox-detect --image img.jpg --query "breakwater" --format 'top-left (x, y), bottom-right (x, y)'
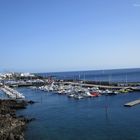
top-left (59, 81), bottom-right (140, 91)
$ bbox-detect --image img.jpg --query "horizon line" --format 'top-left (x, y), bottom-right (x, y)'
top-left (35, 67), bottom-right (140, 74)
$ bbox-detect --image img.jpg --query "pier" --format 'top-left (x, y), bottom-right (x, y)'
top-left (124, 99), bottom-right (140, 107)
top-left (61, 81), bottom-right (134, 90)
top-left (0, 86), bottom-right (25, 99)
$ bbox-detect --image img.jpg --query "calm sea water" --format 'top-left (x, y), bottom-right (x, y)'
top-left (1, 68), bottom-right (140, 140)
top-left (16, 88), bottom-right (140, 140)
top-left (38, 68), bottom-right (140, 83)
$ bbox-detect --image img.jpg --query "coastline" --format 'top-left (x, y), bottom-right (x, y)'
top-left (0, 69), bottom-right (140, 140)
top-left (0, 99), bottom-right (35, 140)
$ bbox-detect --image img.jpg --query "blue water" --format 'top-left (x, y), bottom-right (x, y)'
top-left (16, 88), bottom-right (140, 140)
top-left (38, 68), bottom-right (140, 82)
top-left (0, 90), bottom-right (8, 99)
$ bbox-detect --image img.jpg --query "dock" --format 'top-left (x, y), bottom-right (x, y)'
top-left (61, 81), bottom-right (132, 90)
top-left (0, 86), bottom-right (25, 99)
top-left (124, 99), bottom-right (140, 107)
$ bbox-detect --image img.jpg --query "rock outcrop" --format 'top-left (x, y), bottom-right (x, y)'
top-left (0, 99), bottom-right (35, 140)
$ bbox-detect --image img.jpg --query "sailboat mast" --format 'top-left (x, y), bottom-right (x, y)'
top-left (125, 73), bottom-right (128, 86)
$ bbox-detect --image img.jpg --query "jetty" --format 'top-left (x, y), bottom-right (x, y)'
top-left (61, 81), bottom-right (132, 90)
top-left (124, 99), bottom-right (140, 107)
top-left (0, 86), bottom-right (25, 99)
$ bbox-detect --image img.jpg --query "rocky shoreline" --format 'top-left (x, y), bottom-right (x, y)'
top-left (0, 99), bottom-right (35, 140)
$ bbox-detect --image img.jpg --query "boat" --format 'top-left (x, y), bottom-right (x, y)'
top-left (90, 92), bottom-right (101, 97)
top-left (73, 94), bottom-right (84, 100)
top-left (68, 93), bottom-right (75, 98)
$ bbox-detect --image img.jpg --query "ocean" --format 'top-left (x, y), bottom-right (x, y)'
top-left (17, 88), bottom-right (140, 140)
top-left (15, 68), bottom-right (140, 140)
top-left (39, 68), bottom-right (140, 83)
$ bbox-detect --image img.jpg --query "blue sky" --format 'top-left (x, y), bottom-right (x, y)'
top-left (0, 0), bottom-right (140, 72)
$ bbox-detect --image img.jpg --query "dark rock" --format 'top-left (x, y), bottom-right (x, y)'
top-left (28, 100), bottom-right (36, 104)
top-left (0, 99), bottom-right (35, 140)
top-left (8, 133), bottom-right (15, 140)
top-left (26, 118), bottom-right (36, 123)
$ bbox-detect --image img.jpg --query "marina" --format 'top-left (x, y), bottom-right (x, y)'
top-left (0, 71), bottom-right (139, 100)
top-left (1, 0), bottom-right (140, 139)
top-left (30, 81), bottom-right (134, 100)
top-left (17, 87), bottom-right (140, 140)
top-left (0, 70), bottom-right (140, 140)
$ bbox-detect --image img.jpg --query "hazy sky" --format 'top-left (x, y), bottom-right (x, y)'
top-left (0, 0), bottom-right (140, 72)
